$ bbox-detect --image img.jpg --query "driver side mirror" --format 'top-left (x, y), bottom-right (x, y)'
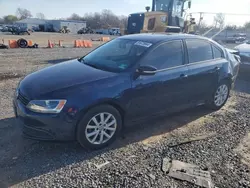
top-left (136, 65), bottom-right (157, 76)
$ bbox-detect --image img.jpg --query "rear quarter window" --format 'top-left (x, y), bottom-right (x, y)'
top-left (212, 45), bottom-right (224, 59)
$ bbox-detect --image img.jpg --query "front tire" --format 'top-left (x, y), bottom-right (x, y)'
top-left (77, 105), bottom-right (122, 150)
top-left (207, 81), bottom-right (230, 110)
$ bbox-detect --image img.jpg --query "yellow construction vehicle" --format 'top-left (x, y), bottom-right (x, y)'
top-left (127, 0), bottom-right (196, 34)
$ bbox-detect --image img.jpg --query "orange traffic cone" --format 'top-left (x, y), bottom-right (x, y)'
top-left (79, 40), bottom-right (84, 47)
top-left (48, 40), bottom-right (53, 48)
top-left (83, 40), bottom-right (93, 48)
top-left (59, 40), bottom-right (63, 47)
top-left (8, 40), bottom-right (18, 48)
top-left (74, 40), bottom-right (79, 47)
top-left (28, 40), bottom-right (33, 46)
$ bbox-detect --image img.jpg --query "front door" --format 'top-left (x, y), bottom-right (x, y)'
top-left (126, 40), bottom-right (190, 121)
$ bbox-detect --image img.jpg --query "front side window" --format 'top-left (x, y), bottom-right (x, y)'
top-left (154, 0), bottom-right (171, 12)
top-left (186, 39), bottom-right (213, 63)
top-left (141, 40), bottom-right (184, 69)
top-left (82, 39), bottom-right (150, 72)
top-left (172, 0), bottom-right (184, 17)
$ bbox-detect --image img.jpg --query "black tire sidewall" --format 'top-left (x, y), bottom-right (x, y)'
top-left (77, 105), bottom-right (122, 150)
top-left (17, 39), bottom-right (28, 48)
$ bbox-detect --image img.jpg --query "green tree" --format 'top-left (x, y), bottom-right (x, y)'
top-left (119, 15), bottom-right (128, 29)
top-left (68, 13), bottom-right (82, 21)
top-left (16, 8), bottom-right (32, 20)
top-left (36, 12), bottom-right (45, 19)
top-left (225, 25), bottom-right (237, 30)
top-left (244, 21), bottom-right (250, 29)
top-left (214, 13), bottom-right (225, 29)
top-left (69, 9), bottom-right (128, 29)
top-left (3, 15), bottom-right (18, 23)
top-left (0, 18), bottom-right (4, 24)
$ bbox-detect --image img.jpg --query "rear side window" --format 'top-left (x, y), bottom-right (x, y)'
top-left (212, 45), bottom-right (224, 59)
top-left (141, 40), bottom-right (184, 69)
top-left (186, 39), bottom-right (213, 63)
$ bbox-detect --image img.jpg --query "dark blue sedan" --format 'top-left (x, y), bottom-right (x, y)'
top-left (13, 34), bottom-right (240, 150)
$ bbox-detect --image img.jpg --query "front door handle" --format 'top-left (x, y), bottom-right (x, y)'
top-left (214, 67), bottom-right (220, 71)
top-left (180, 74), bottom-right (188, 78)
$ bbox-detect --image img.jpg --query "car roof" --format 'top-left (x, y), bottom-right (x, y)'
top-left (119, 33), bottom-right (210, 44)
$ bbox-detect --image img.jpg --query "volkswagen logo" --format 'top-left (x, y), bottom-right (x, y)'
top-left (132, 23), bottom-right (136, 27)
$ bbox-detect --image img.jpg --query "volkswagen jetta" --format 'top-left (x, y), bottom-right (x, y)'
top-left (13, 34), bottom-right (240, 150)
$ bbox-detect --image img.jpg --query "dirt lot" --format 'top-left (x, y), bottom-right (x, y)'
top-left (0, 32), bottom-right (116, 47)
top-left (0, 33), bottom-right (250, 188)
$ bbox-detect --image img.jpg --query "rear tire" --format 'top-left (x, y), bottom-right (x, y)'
top-left (206, 81), bottom-right (230, 110)
top-left (77, 105), bottom-right (122, 150)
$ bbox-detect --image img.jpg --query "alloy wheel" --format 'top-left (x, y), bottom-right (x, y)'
top-left (214, 84), bottom-right (229, 107)
top-left (85, 112), bottom-right (117, 145)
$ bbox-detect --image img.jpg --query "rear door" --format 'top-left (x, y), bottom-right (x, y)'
top-left (185, 39), bottom-right (226, 103)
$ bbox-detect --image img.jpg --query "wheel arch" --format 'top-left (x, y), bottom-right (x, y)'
top-left (219, 74), bottom-right (233, 86)
top-left (75, 99), bottom-right (126, 135)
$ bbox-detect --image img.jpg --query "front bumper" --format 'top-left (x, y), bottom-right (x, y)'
top-left (13, 98), bottom-right (76, 141)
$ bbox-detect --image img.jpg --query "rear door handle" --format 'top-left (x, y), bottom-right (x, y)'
top-left (180, 74), bottom-right (188, 78)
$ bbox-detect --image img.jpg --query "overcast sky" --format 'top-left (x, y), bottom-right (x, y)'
top-left (0, 0), bottom-right (250, 26)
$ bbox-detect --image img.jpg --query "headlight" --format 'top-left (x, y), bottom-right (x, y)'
top-left (27, 100), bottom-right (67, 113)
top-left (240, 52), bottom-right (250, 57)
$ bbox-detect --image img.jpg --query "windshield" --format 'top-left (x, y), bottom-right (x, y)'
top-left (172, 0), bottom-right (184, 17)
top-left (82, 39), bottom-right (151, 72)
top-left (154, 0), bottom-right (172, 12)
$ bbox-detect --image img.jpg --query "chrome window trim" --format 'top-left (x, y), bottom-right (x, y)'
top-left (188, 58), bottom-right (224, 66)
top-left (138, 64), bottom-right (187, 74)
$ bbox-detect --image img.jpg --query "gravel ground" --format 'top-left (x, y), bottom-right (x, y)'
top-left (0, 43), bottom-right (250, 188)
top-left (0, 32), bottom-right (116, 47)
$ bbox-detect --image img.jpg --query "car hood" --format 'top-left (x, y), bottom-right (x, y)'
top-left (19, 59), bottom-right (116, 99)
top-left (234, 43), bottom-right (250, 52)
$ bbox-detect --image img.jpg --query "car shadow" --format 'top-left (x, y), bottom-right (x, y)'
top-left (234, 74), bottom-right (250, 95)
top-left (0, 106), bottom-right (212, 187)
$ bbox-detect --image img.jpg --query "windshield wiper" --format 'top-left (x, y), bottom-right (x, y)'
top-left (78, 58), bottom-right (97, 68)
top-left (84, 62), bottom-right (100, 69)
top-left (81, 59), bottom-right (115, 72)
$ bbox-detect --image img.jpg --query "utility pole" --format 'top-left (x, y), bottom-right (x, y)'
top-left (198, 12), bottom-right (203, 32)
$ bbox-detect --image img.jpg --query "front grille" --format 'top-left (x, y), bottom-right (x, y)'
top-left (17, 91), bottom-right (30, 106)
